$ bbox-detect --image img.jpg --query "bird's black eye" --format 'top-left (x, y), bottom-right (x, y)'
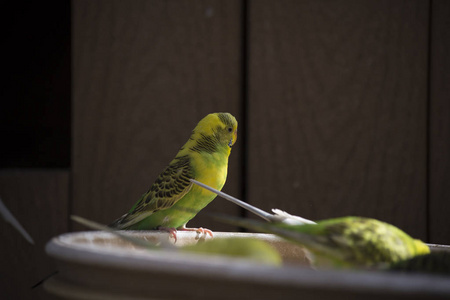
top-left (227, 127), bottom-right (233, 133)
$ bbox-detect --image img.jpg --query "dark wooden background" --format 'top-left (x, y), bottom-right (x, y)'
top-left (1, 1), bottom-right (449, 299)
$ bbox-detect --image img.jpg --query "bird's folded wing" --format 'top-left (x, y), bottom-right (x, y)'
top-left (110, 159), bottom-right (193, 228)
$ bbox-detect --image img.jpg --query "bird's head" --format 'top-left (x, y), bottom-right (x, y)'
top-left (190, 113), bottom-right (238, 153)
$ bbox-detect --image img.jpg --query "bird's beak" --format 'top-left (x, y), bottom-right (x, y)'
top-left (229, 129), bottom-right (237, 147)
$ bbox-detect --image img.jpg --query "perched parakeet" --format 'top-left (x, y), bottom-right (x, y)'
top-left (109, 113), bottom-right (238, 241)
top-left (217, 215), bottom-right (430, 269)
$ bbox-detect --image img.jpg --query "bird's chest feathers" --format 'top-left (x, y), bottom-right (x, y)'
top-left (193, 152), bottom-right (228, 192)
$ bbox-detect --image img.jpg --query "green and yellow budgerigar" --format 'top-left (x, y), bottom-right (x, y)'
top-left (109, 112), bottom-right (238, 241)
top-left (191, 181), bottom-right (430, 269)
top-left (218, 215), bottom-right (430, 269)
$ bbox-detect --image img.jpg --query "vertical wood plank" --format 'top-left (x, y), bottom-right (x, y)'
top-left (72, 0), bottom-right (242, 231)
top-left (0, 170), bottom-right (68, 300)
top-left (429, 0), bottom-right (450, 244)
top-left (248, 0), bottom-right (429, 239)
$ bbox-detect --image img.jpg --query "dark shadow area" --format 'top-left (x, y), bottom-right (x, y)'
top-left (0, 2), bottom-right (71, 168)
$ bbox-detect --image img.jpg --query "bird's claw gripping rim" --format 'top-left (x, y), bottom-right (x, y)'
top-left (179, 227), bottom-right (214, 240)
top-left (157, 226), bottom-right (213, 243)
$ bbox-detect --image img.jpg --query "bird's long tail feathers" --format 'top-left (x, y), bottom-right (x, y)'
top-left (190, 179), bottom-right (315, 225)
top-left (108, 213), bottom-right (128, 229)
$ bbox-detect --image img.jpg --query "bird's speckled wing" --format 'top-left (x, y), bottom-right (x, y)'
top-left (110, 155), bottom-right (193, 229)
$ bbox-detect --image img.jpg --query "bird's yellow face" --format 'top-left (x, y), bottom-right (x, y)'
top-left (191, 113), bottom-right (238, 152)
top-left (214, 112), bottom-right (238, 148)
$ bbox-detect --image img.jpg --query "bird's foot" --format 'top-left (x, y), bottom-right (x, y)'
top-left (157, 226), bottom-right (178, 243)
top-left (179, 227), bottom-right (214, 240)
